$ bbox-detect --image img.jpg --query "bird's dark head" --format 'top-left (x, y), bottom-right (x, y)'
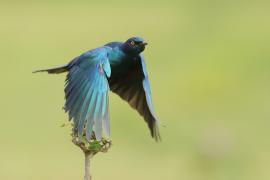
top-left (121, 37), bottom-right (148, 56)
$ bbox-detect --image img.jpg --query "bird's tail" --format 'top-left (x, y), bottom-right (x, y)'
top-left (33, 65), bottom-right (68, 74)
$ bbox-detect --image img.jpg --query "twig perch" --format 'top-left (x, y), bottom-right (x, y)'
top-left (84, 152), bottom-right (92, 180)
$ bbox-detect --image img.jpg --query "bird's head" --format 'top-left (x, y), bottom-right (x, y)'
top-left (122, 37), bottom-right (148, 55)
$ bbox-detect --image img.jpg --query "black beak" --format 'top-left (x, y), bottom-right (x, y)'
top-left (141, 42), bottom-right (148, 46)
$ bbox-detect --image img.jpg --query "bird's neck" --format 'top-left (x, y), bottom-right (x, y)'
top-left (109, 45), bottom-right (137, 63)
top-left (119, 43), bottom-right (139, 57)
top-left (108, 46), bottom-right (137, 76)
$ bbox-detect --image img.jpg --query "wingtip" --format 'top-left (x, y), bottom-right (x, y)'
top-left (152, 121), bottom-right (162, 142)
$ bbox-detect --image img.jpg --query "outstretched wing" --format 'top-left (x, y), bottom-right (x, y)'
top-left (64, 48), bottom-right (111, 141)
top-left (108, 54), bottom-right (161, 141)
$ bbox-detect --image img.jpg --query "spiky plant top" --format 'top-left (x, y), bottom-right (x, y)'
top-left (71, 130), bottom-right (112, 156)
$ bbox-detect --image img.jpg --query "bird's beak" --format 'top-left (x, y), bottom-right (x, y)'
top-left (141, 42), bottom-right (148, 46)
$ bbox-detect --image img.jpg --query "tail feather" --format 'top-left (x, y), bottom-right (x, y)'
top-left (33, 65), bottom-right (68, 74)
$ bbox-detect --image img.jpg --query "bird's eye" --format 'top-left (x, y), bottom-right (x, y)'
top-left (130, 41), bottom-right (135, 46)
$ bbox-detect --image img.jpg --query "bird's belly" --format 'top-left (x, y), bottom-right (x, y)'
top-left (110, 60), bottom-right (131, 77)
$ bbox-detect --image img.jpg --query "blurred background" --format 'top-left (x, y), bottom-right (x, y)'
top-left (0, 0), bottom-right (270, 180)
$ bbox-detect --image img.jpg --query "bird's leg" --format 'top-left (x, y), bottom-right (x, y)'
top-left (84, 151), bottom-right (92, 180)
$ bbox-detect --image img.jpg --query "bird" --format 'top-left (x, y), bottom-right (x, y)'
top-left (34, 37), bottom-right (161, 142)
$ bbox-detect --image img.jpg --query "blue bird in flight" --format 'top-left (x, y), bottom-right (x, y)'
top-left (35, 37), bottom-right (161, 141)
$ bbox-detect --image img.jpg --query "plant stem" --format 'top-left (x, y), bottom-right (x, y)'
top-left (84, 152), bottom-right (92, 180)
top-left (71, 132), bottom-right (112, 180)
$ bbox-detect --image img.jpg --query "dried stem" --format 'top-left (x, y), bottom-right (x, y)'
top-left (84, 152), bottom-right (92, 180)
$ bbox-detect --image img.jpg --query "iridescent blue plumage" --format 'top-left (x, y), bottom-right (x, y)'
top-left (35, 37), bottom-right (161, 141)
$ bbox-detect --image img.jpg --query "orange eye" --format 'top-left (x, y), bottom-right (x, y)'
top-left (130, 41), bottom-right (135, 46)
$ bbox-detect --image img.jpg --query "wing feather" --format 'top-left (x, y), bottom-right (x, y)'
top-left (64, 47), bottom-right (111, 141)
top-left (108, 54), bottom-right (161, 141)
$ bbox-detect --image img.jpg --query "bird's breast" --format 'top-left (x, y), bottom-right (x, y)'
top-left (108, 48), bottom-right (132, 76)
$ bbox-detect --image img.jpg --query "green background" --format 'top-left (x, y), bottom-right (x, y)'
top-left (0, 1), bottom-right (270, 180)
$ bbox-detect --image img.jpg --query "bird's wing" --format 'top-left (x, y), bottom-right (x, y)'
top-left (108, 54), bottom-right (161, 141)
top-left (64, 48), bottom-right (111, 141)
